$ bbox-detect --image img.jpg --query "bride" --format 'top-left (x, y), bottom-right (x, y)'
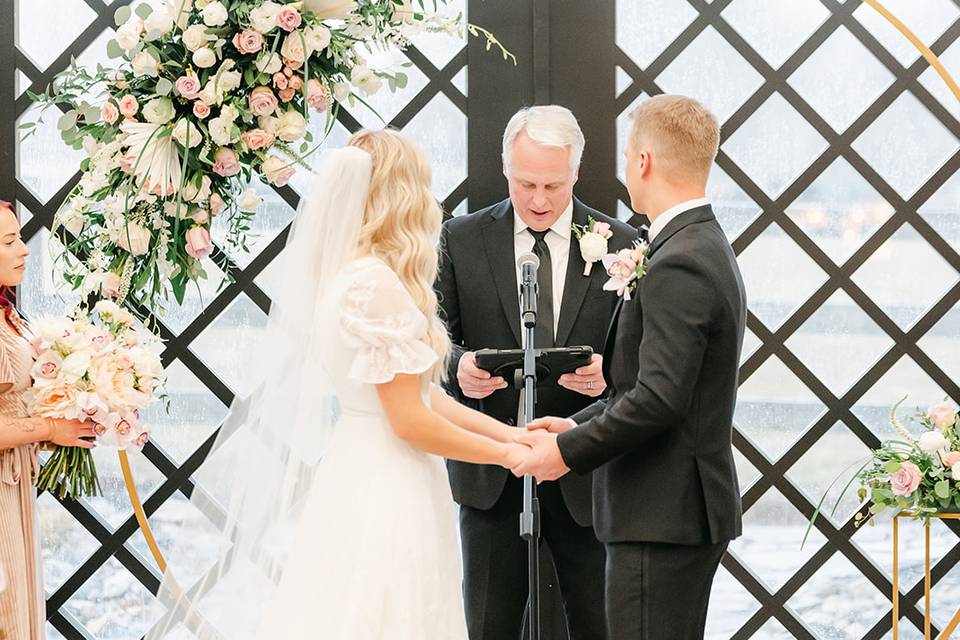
top-left (147, 130), bottom-right (528, 639)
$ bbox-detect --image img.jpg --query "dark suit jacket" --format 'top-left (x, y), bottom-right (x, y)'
top-left (559, 205), bottom-right (746, 544)
top-left (437, 197), bottom-right (635, 526)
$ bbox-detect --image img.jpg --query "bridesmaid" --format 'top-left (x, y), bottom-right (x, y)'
top-left (0, 200), bottom-right (94, 639)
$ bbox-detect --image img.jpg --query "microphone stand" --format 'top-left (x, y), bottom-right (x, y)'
top-left (518, 257), bottom-right (541, 640)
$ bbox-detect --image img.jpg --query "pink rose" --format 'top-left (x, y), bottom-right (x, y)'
top-left (927, 401), bottom-right (958, 431)
top-left (306, 79), bottom-right (329, 112)
top-left (212, 147), bottom-right (241, 177)
top-left (284, 59), bottom-right (302, 71)
top-left (185, 226), bottom-right (213, 259)
top-left (101, 101), bottom-right (120, 124)
top-left (209, 193), bottom-right (225, 215)
top-left (262, 156), bottom-right (295, 186)
top-left (191, 209), bottom-right (210, 225)
top-left (284, 66), bottom-right (294, 78)
top-left (273, 72), bottom-right (289, 90)
top-left (119, 154), bottom-right (136, 174)
top-left (241, 128), bottom-right (275, 150)
top-left (232, 29), bottom-right (265, 54)
top-left (118, 95), bottom-right (139, 117)
top-left (942, 451), bottom-right (960, 468)
top-left (889, 461), bottom-right (922, 497)
top-left (193, 101), bottom-right (211, 119)
top-left (278, 87), bottom-right (295, 102)
top-left (288, 74), bottom-right (303, 91)
top-left (592, 221), bottom-right (612, 239)
top-left (100, 271), bottom-right (122, 298)
top-left (175, 74), bottom-right (202, 99)
top-left (276, 6), bottom-right (302, 32)
top-left (249, 86), bottom-right (279, 117)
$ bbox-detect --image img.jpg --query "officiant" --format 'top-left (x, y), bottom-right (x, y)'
top-left (436, 105), bottom-right (635, 640)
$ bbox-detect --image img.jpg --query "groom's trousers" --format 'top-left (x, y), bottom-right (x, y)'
top-left (605, 540), bottom-right (728, 640)
top-left (459, 476), bottom-right (607, 640)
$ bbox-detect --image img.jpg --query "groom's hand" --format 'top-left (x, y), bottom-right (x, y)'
top-left (458, 351), bottom-right (508, 399)
top-left (527, 416), bottom-right (576, 434)
top-left (558, 354), bottom-right (606, 397)
top-left (511, 430), bottom-right (570, 482)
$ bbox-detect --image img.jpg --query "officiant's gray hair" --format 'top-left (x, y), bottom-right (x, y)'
top-left (502, 105), bottom-right (585, 177)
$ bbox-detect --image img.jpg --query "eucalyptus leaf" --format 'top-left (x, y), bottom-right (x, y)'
top-left (135, 3), bottom-right (153, 19)
top-left (883, 460), bottom-right (901, 474)
top-left (156, 78), bottom-right (174, 96)
top-left (57, 110), bottom-right (77, 131)
top-left (935, 479), bottom-right (951, 499)
top-left (106, 39), bottom-right (125, 60)
top-left (114, 5), bottom-right (132, 26)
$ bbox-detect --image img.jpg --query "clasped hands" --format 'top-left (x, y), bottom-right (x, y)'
top-left (505, 416), bottom-right (574, 483)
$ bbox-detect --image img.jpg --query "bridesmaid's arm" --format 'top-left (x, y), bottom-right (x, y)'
top-left (0, 414), bottom-right (54, 450)
top-left (429, 384), bottom-right (515, 443)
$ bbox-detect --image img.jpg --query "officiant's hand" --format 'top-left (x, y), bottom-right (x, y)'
top-left (558, 354), bottom-right (605, 397)
top-left (458, 351), bottom-right (508, 399)
top-left (510, 430), bottom-right (570, 482)
top-left (526, 416), bottom-right (575, 434)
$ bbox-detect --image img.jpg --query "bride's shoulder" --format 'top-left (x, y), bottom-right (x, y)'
top-left (335, 256), bottom-right (405, 295)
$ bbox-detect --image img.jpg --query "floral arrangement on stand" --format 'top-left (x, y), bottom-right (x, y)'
top-left (24, 0), bottom-right (509, 313)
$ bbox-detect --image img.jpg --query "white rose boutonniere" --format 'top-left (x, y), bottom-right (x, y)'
top-left (601, 240), bottom-right (650, 301)
top-left (572, 217), bottom-right (614, 276)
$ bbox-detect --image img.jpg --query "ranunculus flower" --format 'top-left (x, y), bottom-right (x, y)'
top-left (233, 29), bottom-right (265, 54)
top-left (276, 6), bottom-right (302, 31)
top-left (193, 47), bottom-right (217, 69)
top-left (131, 51), bottom-right (159, 77)
top-left (927, 401), bottom-right (958, 432)
top-left (249, 86), bottom-right (279, 117)
top-left (175, 74), bottom-right (202, 99)
top-left (306, 79), bottom-right (329, 112)
top-left (276, 110), bottom-right (306, 142)
top-left (889, 460), bottom-right (922, 497)
top-left (237, 188), bottom-right (262, 211)
top-left (241, 128), bottom-right (275, 150)
top-left (118, 95), bottom-right (139, 117)
top-left (262, 155), bottom-right (295, 186)
top-left (280, 33), bottom-right (306, 63)
top-left (201, 0), bottom-right (228, 26)
top-left (100, 101), bottom-right (120, 125)
top-left (182, 24), bottom-right (208, 51)
top-left (209, 193), bottom-right (225, 215)
top-left (193, 101), bottom-right (211, 119)
top-left (919, 430), bottom-right (949, 453)
top-left (250, 1), bottom-right (282, 33)
top-left (212, 147), bottom-right (241, 177)
top-left (185, 226), bottom-right (214, 259)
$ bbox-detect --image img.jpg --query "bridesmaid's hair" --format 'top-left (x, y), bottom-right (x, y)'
top-left (347, 129), bottom-right (451, 383)
top-left (0, 200), bottom-right (21, 333)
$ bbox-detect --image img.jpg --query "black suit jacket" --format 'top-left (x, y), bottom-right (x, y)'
top-left (437, 197), bottom-right (635, 526)
top-left (559, 205), bottom-right (746, 544)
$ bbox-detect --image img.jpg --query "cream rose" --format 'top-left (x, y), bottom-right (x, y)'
top-left (302, 0), bottom-right (358, 19)
top-left (172, 119), bottom-right (203, 148)
top-left (144, 8), bottom-right (175, 36)
top-left (114, 222), bottom-right (152, 256)
top-left (142, 97), bottom-right (175, 124)
top-left (280, 33), bottom-right (306, 63)
top-left (249, 2), bottom-right (282, 34)
top-left (202, 1), bottom-right (228, 26)
top-left (182, 24), bottom-right (208, 52)
top-left (303, 25), bottom-right (331, 54)
top-left (237, 188), bottom-right (262, 211)
top-left (131, 51), bottom-right (159, 77)
top-left (256, 52), bottom-right (283, 75)
top-left (262, 156), bottom-right (295, 186)
top-left (276, 110), bottom-right (306, 142)
top-left (193, 47), bottom-right (217, 69)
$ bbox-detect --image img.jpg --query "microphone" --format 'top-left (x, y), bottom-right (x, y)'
top-left (517, 252), bottom-right (540, 329)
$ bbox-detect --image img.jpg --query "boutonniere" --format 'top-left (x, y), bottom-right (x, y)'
top-left (572, 217), bottom-right (613, 276)
top-left (601, 240), bottom-right (650, 300)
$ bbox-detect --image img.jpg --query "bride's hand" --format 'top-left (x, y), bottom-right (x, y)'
top-left (499, 442), bottom-right (531, 470)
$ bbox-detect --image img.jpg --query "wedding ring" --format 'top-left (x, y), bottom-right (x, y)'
top-left (587, 381), bottom-right (594, 390)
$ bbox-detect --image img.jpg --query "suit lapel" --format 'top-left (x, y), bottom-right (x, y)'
top-left (481, 201), bottom-right (522, 346)
top-left (555, 200), bottom-right (592, 346)
top-left (646, 204), bottom-right (716, 257)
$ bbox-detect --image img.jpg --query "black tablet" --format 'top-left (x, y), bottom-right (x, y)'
top-left (474, 346), bottom-right (594, 387)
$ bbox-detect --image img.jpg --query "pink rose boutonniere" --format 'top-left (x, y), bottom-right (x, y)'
top-left (572, 217), bottom-right (614, 276)
top-left (601, 240), bottom-right (650, 301)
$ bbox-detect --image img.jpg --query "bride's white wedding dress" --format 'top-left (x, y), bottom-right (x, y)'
top-left (258, 256), bottom-right (468, 639)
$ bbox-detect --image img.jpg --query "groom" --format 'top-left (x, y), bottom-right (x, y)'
top-left (437, 105), bottom-right (635, 640)
top-left (516, 95), bottom-right (746, 639)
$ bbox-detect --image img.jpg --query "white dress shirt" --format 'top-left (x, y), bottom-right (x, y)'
top-left (646, 197), bottom-right (711, 243)
top-left (514, 200), bottom-right (574, 337)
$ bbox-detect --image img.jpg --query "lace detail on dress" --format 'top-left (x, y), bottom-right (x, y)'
top-left (338, 260), bottom-right (438, 384)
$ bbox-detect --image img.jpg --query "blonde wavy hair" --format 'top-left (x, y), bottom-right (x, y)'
top-left (348, 129), bottom-right (450, 382)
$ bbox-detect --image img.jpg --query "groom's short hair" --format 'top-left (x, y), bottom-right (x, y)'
top-left (628, 95), bottom-right (719, 184)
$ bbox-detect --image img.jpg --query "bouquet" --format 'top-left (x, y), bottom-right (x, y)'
top-left (23, 0), bottom-right (497, 312)
top-left (805, 398), bottom-right (960, 544)
top-left (27, 301), bottom-right (166, 499)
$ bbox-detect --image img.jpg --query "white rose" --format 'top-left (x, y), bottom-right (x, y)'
top-left (276, 110), bottom-right (306, 142)
top-left (579, 233), bottom-right (608, 263)
top-left (350, 66), bottom-right (381, 96)
top-left (115, 222), bottom-right (152, 256)
top-left (303, 25), bottom-right (331, 54)
top-left (142, 97), bottom-right (175, 124)
top-left (919, 430), bottom-right (949, 453)
top-left (61, 351), bottom-right (93, 383)
top-left (57, 207), bottom-right (86, 236)
top-left (220, 104), bottom-right (239, 122)
top-left (249, 1), bottom-right (281, 34)
top-left (182, 175), bottom-right (212, 203)
top-left (216, 68), bottom-right (242, 94)
top-left (258, 115), bottom-right (279, 135)
top-left (238, 188), bottom-right (262, 211)
top-left (280, 33), bottom-right (306, 63)
top-left (333, 81), bottom-right (351, 102)
top-left (115, 25), bottom-right (141, 53)
top-left (144, 9), bottom-right (175, 36)
top-left (182, 24), bottom-right (208, 52)
top-left (208, 116), bottom-right (236, 146)
top-left (193, 47), bottom-right (217, 69)
top-left (172, 119), bottom-right (203, 148)
top-left (256, 52), bottom-right (283, 75)
top-left (131, 51), bottom-right (159, 77)
top-left (202, 1), bottom-right (228, 26)
top-left (167, 0), bottom-right (193, 29)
